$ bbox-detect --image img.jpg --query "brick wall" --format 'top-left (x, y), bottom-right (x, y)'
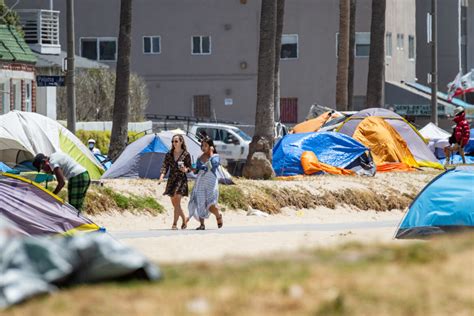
top-left (32, 81), bottom-right (36, 112)
top-left (21, 80), bottom-right (25, 111)
top-left (9, 78), bottom-right (13, 111)
top-left (1, 63), bottom-right (36, 72)
top-left (0, 62), bottom-right (37, 113)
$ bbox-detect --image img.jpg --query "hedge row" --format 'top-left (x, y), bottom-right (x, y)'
top-left (76, 130), bottom-right (144, 155)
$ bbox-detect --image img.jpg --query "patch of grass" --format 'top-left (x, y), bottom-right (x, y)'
top-left (321, 189), bottom-right (413, 211)
top-left (5, 233), bottom-right (474, 315)
top-left (218, 185), bottom-right (247, 210)
top-left (84, 187), bottom-right (163, 215)
top-left (218, 184), bottom-right (413, 213)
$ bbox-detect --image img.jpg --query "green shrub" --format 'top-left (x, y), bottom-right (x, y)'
top-left (76, 130), bottom-right (144, 155)
top-left (219, 186), bottom-right (248, 210)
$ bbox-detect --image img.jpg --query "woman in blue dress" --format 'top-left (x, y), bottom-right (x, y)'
top-left (188, 137), bottom-right (224, 230)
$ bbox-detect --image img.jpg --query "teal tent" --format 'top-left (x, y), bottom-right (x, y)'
top-left (396, 166), bottom-right (474, 238)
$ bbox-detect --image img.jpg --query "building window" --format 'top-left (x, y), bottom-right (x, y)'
top-left (281, 34), bottom-right (298, 59)
top-left (355, 32), bottom-right (370, 57)
top-left (337, 32), bottom-right (370, 57)
top-left (385, 32), bottom-right (392, 57)
top-left (143, 36), bottom-right (161, 54)
top-left (280, 97), bottom-right (298, 123)
top-left (193, 95), bottom-right (211, 117)
top-left (192, 36), bottom-right (211, 55)
top-left (396, 33), bottom-right (404, 50)
top-left (12, 81), bottom-right (21, 111)
top-left (408, 35), bottom-right (415, 60)
top-left (0, 81), bottom-right (9, 114)
top-left (25, 81), bottom-right (32, 112)
top-left (80, 37), bottom-right (117, 61)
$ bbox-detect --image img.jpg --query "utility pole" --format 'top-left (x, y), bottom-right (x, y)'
top-left (66, 0), bottom-right (76, 133)
top-left (430, 0), bottom-right (438, 125)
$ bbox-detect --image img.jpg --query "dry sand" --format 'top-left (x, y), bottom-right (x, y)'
top-left (91, 171), bottom-right (439, 263)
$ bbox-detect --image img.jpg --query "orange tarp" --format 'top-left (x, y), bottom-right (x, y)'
top-left (301, 151), bottom-right (355, 175)
top-left (292, 112), bottom-right (338, 134)
top-left (352, 117), bottom-right (419, 169)
top-left (376, 163), bottom-right (416, 172)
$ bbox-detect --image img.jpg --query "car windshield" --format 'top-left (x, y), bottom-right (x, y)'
top-left (234, 129), bottom-right (251, 141)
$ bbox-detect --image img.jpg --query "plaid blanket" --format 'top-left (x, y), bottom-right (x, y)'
top-left (68, 171), bottom-right (90, 211)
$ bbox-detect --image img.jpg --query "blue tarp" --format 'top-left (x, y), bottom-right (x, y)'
top-left (439, 154), bottom-right (474, 165)
top-left (0, 162), bottom-right (13, 173)
top-left (94, 154), bottom-right (112, 170)
top-left (396, 166), bottom-right (474, 238)
top-left (464, 128), bottom-right (474, 154)
top-left (273, 132), bottom-right (369, 176)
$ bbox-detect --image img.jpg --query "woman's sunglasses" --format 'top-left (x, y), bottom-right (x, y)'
top-left (172, 140), bottom-right (180, 143)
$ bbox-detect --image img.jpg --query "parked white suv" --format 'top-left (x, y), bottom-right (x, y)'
top-left (190, 123), bottom-right (251, 167)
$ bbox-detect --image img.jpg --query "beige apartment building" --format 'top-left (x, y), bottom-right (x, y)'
top-left (11, 0), bottom-right (418, 125)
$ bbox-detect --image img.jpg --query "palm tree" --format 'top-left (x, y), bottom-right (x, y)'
top-left (243, 0), bottom-right (277, 179)
top-left (109, 0), bottom-right (132, 160)
top-left (366, 0), bottom-right (386, 107)
top-left (336, 0), bottom-right (350, 111)
top-left (348, 0), bottom-right (356, 110)
top-left (274, 0), bottom-right (286, 122)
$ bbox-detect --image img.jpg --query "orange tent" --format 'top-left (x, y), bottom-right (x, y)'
top-left (301, 151), bottom-right (355, 175)
top-left (292, 112), bottom-right (340, 134)
top-left (352, 116), bottom-right (419, 169)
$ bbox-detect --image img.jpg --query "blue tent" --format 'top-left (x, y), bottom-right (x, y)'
top-left (101, 132), bottom-right (233, 183)
top-left (102, 134), bottom-right (169, 179)
top-left (396, 166), bottom-right (474, 238)
top-left (273, 132), bottom-right (374, 176)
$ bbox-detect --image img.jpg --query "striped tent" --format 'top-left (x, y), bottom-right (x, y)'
top-left (0, 173), bottom-right (101, 236)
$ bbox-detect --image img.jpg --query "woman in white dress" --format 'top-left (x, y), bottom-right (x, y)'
top-left (188, 137), bottom-right (223, 230)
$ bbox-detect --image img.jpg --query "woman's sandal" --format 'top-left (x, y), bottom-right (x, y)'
top-left (216, 214), bottom-right (223, 229)
top-left (171, 224), bottom-right (178, 230)
top-left (181, 222), bottom-right (187, 230)
top-left (196, 224), bottom-right (205, 230)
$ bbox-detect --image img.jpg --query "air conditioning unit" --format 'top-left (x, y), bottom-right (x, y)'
top-left (16, 9), bottom-right (61, 55)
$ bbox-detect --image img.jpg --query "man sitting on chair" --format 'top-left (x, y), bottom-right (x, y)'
top-left (444, 106), bottom-right (470, 165)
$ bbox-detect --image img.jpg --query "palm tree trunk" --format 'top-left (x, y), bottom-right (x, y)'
top-left (348, 0), bottom-right (356, 111)
top-left (336, 0), bottom-right (350, 111)
top-left (243, 0), bottom-right (277, 179)
top-left (109, 0), bottom-right (132, 160)
top-left (366, 0), bottom-right (386, 108)
top-left (274, 0), bottom-right (285, 122)
top-left (251, 0), bottom-right (276, 146)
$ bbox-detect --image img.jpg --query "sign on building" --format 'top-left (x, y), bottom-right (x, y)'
top-left (393, 104), bottom-right (453, 116)
top-left (36, 75), bottom-right (65, 87)
top-left (224, 98), bottom-right (233, 106)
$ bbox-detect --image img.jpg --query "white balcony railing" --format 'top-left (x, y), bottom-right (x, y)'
top-left (16, 9), bottom-right (61, 55)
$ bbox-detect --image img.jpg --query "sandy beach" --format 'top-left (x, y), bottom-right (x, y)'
top-left (88, 170), bottom-right (439, 263)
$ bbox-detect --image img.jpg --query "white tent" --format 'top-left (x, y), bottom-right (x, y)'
top-left (419, 122), bottom-right (451, 152)
top-left (0, 111), bottom-right (104, 179)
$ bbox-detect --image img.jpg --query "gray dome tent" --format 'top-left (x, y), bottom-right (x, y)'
top-left (102, 131), bottom-right (233, 184)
